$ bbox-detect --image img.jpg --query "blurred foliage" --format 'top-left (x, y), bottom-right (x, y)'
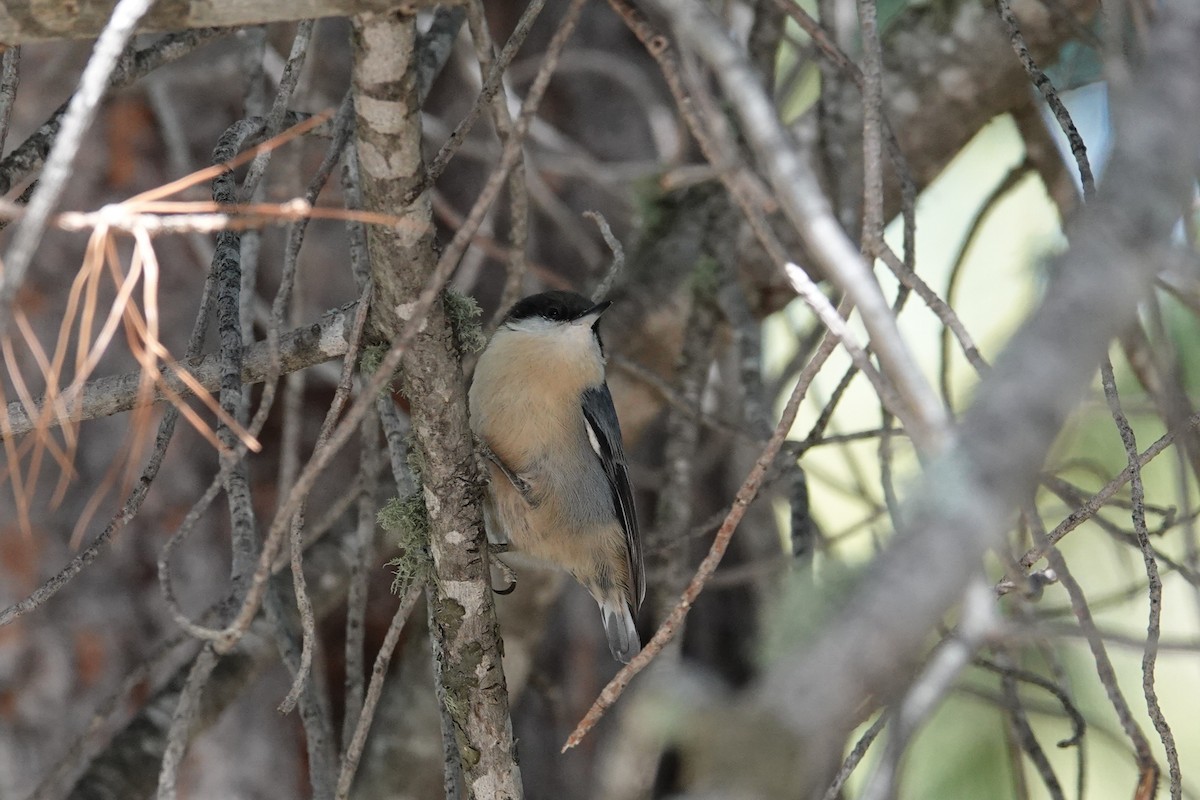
top-left (762, 78), bottom-right (1200, 795)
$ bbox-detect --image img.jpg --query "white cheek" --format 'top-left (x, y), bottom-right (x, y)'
top-left (506, 317), bottom-right (559, 334)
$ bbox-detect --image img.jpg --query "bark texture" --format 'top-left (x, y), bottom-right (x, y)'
top-left (350, 10), bottom-right (523, 799)
top-left (0, 0), bottom-right (437, 44)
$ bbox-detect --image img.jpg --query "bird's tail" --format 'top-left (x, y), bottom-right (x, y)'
top-left (598, 597), bottom-right (640, 664)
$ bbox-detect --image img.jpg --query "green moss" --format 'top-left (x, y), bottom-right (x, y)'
top-left (444, 289), bottom-right (486, 355)
top-left (432, 595), bottom-right (465, 631)
top-left (359, 343), bottom-right (399, 394)
top-left (459, 640), bottom-right (484, 675)
top-left (431, 594), bottom-right (484, 744)
top-left (405, 433), bottom-right (427, 482)
top-left (443, 658), bottom-right (481, 728)
top-left (380, 492), bottom-right (433, 593)
top-left (360, 343), bottom-right (387, 375)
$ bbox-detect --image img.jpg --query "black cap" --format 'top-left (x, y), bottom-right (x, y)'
top-left (504, 291), bottom-right (610, 324)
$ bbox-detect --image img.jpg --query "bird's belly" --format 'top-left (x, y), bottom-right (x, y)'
top-left (485, 460), bottom-right (626, 588)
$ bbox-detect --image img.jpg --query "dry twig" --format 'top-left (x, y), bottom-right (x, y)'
top-left (564, 322), bottom-right (844, 750)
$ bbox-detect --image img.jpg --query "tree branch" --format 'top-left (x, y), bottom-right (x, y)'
top-left (0, 0), bottom-right (441, 44)
top-left (1, 302), bottom-right (358, 439)
top-left (350, 8), bottom-right (523, 797)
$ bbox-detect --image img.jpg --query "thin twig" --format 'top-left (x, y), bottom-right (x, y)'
top-left (939, 159), bottom-right (1032, 405)
top-left (418, 0), bottom-right (549, 202)
top-left (856, 0), bottom-right (884, 253)
top-left (270, 95), bottom-right (356, 721)
top-left (209, 117), bottom-right (272, 608)
top-left (1041, 475), bottom-right (1200, 589)
top-left (995, 0), bottom-right (1095, 198)
top-left (342, 408), bottom-right (381, 752)
top-left (584, 209), bottom-right (625, 300)
top-left (278, 287), bottom-right (372, 712)
top-left (974, 658), bottom-right (1085, 749)
top-left (784, 264), bottom-right (908, 424)
top-left (859, 579), bottom-right (996, 800)
top-left (998, 656), bottom-right (1066, 800)
top-left (878, 243), bottom-right (987, 378)
top-left (820, 712), bottom-right (887, 800)
top-left (0, 0), bottom-right (157, 334)
top-left (1021, 412), bottom-right (1200, 567)
top-left (1100, 359), bottom-right (1182, 798)
top-left (464, 0), bottom-right (531, 325)
top-left (1032, 510), bottom-right (1159, 794)
top-left (241, 19), bottom-right (316, 199)
top-left (334, 584), bottom-right (423, 799)
top-left (156, 645), bottom-right (219, 800)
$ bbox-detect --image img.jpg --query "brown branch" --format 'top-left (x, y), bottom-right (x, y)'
top-left (0, 303), bottom-right (359, 440)
top-left (996, 0), bottom-right (1096, 198)
top-left (0, 0), bottom-right (442, 44)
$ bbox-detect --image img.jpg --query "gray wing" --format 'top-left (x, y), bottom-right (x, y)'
top-left (581, 384), bottom-right (644, 609)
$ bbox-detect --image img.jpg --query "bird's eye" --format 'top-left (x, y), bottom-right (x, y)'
top-left (547, 306), bottom-right (562, 319)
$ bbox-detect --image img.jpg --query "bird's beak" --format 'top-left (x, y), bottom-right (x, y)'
top-left (572, 299), bottom-right (612, 326)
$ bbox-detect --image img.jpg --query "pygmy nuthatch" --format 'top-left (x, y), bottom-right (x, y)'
top-left (469, 291), bottom-right (645, 663)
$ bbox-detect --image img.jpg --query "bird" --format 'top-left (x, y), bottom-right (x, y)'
top-left (468, 290), bottom-right (644, 663)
